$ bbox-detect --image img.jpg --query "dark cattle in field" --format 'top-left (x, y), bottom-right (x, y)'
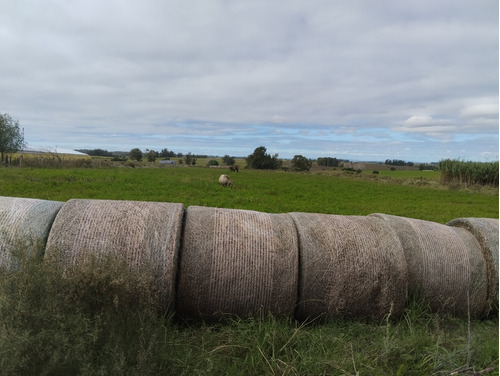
top-left (229, 166), bottom-right (239, 172)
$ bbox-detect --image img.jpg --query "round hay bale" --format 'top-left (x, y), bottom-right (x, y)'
top-left (0, 196), bottom-right (63, 270)
top-left (370, 214), bottom-right (488, 317)
top-left (44, 199), bottom-right (184, 311)
top-left (446, 217), bottom-right (499, 316)
top-left (290, 213), bottom-right (407, 321)
top-left (176, 206), bottom-right (298, 320)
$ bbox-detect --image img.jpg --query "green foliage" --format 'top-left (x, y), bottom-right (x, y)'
top-left (160, 148), bottom-right (177, 157)
top-left (146, 150), bottom-right (157, 163)
top-left (439, 159), bottom-right (499, 187)
top-left (291, 155), bottom-right (312, 172)
top-left (184, 152), bottom-right (197, 166)
top-left (246, 146), bottom-right (282, 170)
top-left (0, 113), bottom-right (24, 162)
top-left (385, 159), bottom-right (415, 167)
top-left (76, 148), bottom-right (113, 157)
top-left (207, 159), bottom-right (219, 166)
top-left (129, 148), bottom-right (143, 161)
top-left (317, 157), bottom-right (344, 167)
top-left (222, 154), bottom-right (235, 166)
top-left (418, 163), bottom-right (438, 171)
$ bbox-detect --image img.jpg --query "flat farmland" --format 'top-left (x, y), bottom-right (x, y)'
top-left (0, 166), bottom-right (496, 223)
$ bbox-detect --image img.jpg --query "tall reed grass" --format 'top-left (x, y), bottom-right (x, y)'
top-left (439, 159), bottom-right (499, 187)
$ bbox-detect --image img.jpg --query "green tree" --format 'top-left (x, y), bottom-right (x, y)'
top-left (184, 152), bottom-right (196, 166)
top-left (246, 146), bottom-right (281, 170)
top-left (129, 148), bottom-right (143, 161)
top-left (291, 155), bottom-right (312, 172)
top-left (317, 157), bottom-right (343, 167)
top-left (222, 155), bottom-right (235, 166)
top-left (146, 150), bottom-right (157, 163)
top-left (0, 113), bottom-right (24, 162)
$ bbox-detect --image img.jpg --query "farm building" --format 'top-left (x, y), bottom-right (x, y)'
top-left (160, 159), bottom-right (176, 166)
top-left (20, 146), bottom-right (90, 158)
top-left (5, 146), bottom-right (90, 167)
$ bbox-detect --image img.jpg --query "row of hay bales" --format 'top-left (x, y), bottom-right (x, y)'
top-left (0, 196), bottom-right (497, 321)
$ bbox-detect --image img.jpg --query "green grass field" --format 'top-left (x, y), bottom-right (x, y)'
top-left (0, 166), bottom-right (496, 222)
top-left (0, 165), bottom-right (498, 375)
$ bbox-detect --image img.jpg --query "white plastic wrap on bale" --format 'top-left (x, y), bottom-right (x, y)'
top-left (176, 206), bottom-right (299, 320)
top-left (290, 213), bottom-right (408, 321)
top-left (0, 196), bottom-right (63, 269)
top-left (370, 214), bottom-right (488, 317)
top-left (44, 199), bottom-right (184, 311)
top-left (446, 217), bottom-right (499, 316)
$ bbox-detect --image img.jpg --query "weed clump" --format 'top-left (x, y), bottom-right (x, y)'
top-left (0, 249), bottom-right (172, 374)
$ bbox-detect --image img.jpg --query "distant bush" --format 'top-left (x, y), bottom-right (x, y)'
top-left (317, 157), bottom-right (346, 167)
top-left (385, 159), bottom-right (414, 167)
top-left (291, 155), bottom-right (312, 172)
top-left (418, 164), bottom-right (438, 171)
top-left (222, 155), bottom-right (235, 166)
top-left (207, 159), bottom-right (219, 166)
top-left (246, 146), bottom-right (282, 170)
top-left (111, 155), bottom-right (127, 162)
top-left (77, 149), bottom-right (113, 157)
top-left (129, 148), bottom-right (143, 162)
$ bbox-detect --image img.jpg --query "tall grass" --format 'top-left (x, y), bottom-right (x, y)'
top-left (439, 159), bottom-right (499, 187)
top-left (0, 252), bottom-right (497, 375)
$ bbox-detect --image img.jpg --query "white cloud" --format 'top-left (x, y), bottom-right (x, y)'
top-left (0, 0), bottom-right (497, 162)
top-left (460, 102), bottom-right (499, 119)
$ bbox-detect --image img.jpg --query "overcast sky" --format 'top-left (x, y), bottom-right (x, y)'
top-left (2, 0), bottom-right (498, 162)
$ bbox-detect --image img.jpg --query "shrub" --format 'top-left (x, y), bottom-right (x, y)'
top-left (291, 155), bottom-right (312, 172)
top-left (246, 146), bottom-right (282, 170)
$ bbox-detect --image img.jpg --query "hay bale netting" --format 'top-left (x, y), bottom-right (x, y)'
top-left (176, 206), bottom-right (299, 320)
top-left (370, 214), bottom-right (488, 317)
top-left (44, 199), bottom-right (184, 311)
top-left (290, 213), bottom-right (408, 321)
top-left (0, 196), bottom-right (63, 269)
top-left (446, 217), bottom-right (499, 316)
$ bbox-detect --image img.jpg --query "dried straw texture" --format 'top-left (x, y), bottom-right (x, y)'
top-left (44, 199), bottom-right (184, 311)
top-left (290, 213), bottom-right (407, 321)
top-left (370, 214), bottom-right (488, 317)
top-left (0, 196), bottom-right (63, 270)
top-left (446, 217), bottom-right (499, 316)
top-left (176, 206), bottom-right (298, 320)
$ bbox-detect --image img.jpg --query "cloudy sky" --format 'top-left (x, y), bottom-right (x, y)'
top-left (2, 0), bottom-right (498, 162)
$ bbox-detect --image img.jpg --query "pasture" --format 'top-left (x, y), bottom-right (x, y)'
top-left (0, 164), bottom-right (498, 375)
top-left (0, 165), bottom-right (496, 223)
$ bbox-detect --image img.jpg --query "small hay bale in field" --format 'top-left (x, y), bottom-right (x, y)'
top-left (0, 196), bottom-right (63, 269)
top-left (370, 213), bottom-right (488, 317)
top-left (290, 213), bottom-right (407, 321)
top-left (176, 206), bottom-right (298, 320)
top-left (44, 199), bottom-right (184, 312)
top-left (446, 217), bottom-right (499, 316)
